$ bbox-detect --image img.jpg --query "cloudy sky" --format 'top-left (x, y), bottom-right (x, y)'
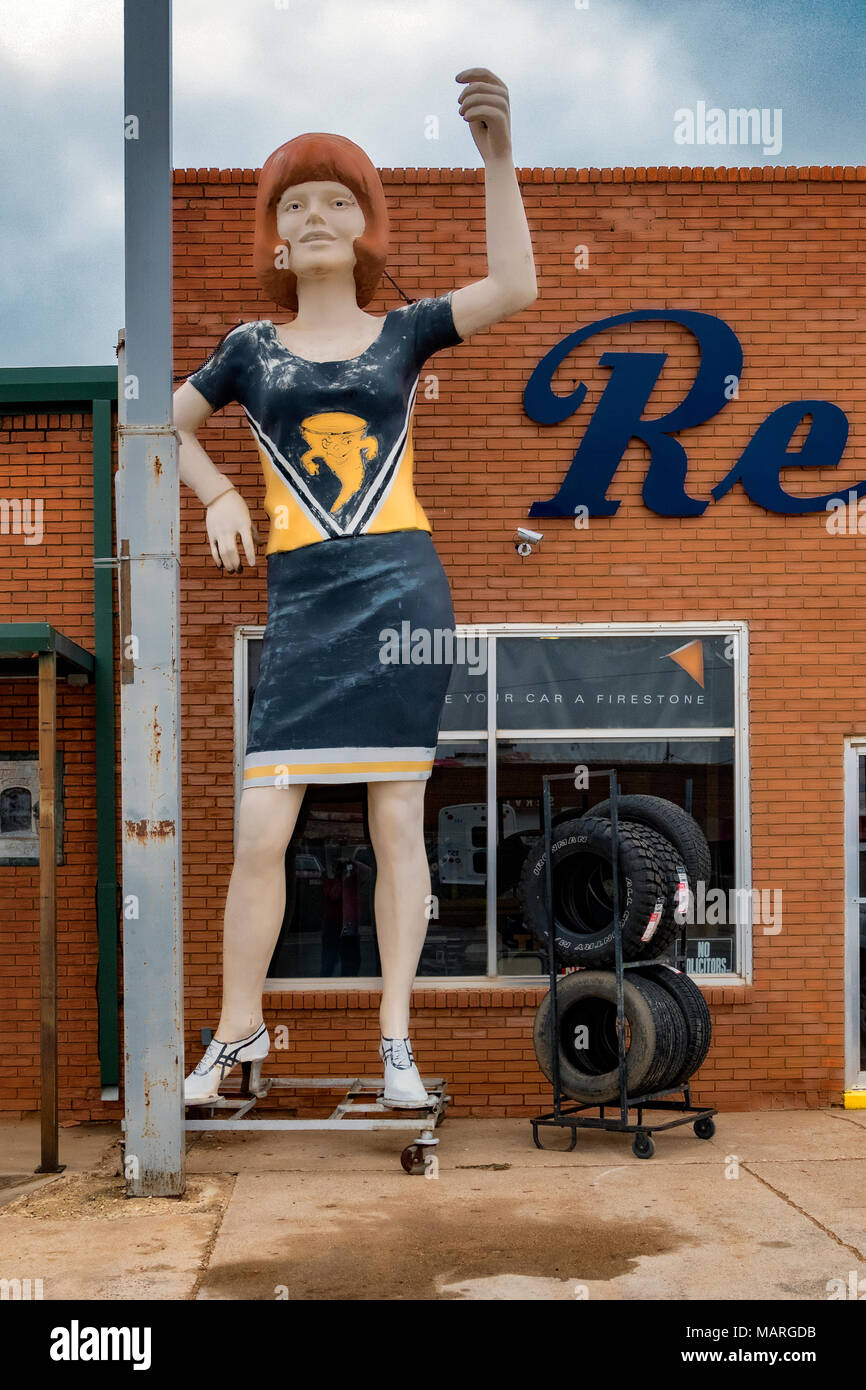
top-left (2, 0), bottom-right (862, 366)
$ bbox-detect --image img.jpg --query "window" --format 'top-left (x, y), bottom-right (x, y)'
top-left (844, 741), bottom-right (866, 1088)
top-left (0, 757), bottom-right (59, 865)
top-left (0, 786), bottom-right (32, 833)
top-left (235, 622), bottom-right (749, 985)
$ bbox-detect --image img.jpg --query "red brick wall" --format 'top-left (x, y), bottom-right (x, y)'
top-left (0, 412), bottom-right (113, 1118)
top-left (174, 163), bottom-right (866, 1115)
top-left (0, 412), bottom-right (96, 646)
top-left (3, 164), bottom-right (865, 1118)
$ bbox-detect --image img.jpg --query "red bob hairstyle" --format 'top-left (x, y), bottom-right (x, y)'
top-left (252, 132), bottom-right (390, 312)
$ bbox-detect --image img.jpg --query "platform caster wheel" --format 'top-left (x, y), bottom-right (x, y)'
top-left (401, 1144), bottom-right (427, 1176)
top-left (694, 1116), bottom-right (716, 1140)
top-left (632, 1132), bottom-right (654, 1159)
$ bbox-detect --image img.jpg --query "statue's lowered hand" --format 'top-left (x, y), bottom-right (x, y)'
top-left (206, 488), bottom-right (259, 573)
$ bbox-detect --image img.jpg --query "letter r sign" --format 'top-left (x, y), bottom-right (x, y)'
top-left (524, 309), bottom-right (855, 518)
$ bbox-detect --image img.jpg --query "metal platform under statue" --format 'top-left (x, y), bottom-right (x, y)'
top-left (182, 1074), bottom-right (450, 1175)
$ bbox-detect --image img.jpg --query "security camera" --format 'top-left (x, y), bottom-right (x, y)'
top-left (515, 525), bottom-right (543, 556)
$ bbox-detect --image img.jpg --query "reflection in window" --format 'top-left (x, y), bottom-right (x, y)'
top-left (0, 786), bottom-right (31, 833)
top-left (422, 743), bottom-right (487, 976)
top-left (494, 740), bottom-right (735, 975)
top-left (268, 787), bottom-right (376, 980)
top-left (266, 744), bottom-right (488, 980)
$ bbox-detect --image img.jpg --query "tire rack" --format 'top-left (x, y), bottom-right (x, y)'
top-left (529, 769), bottom-right (717, 1160)
top-left (183, 1076), bottom-right (450, 1175)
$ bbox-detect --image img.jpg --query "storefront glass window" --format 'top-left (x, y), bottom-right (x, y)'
top-left (242, 625), bottom-right (746, 984)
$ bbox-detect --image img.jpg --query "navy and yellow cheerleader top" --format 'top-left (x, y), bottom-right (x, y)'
top-left (189, 292), bottom-right (463, 554)
top-left (188, 291), bottom-right (463, 788)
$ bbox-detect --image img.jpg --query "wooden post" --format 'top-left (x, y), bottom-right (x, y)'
top-left (36, 648), bottom-right (63, 1173)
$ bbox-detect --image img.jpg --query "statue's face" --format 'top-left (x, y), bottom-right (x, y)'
top-left (275, 181), bottom-right (366, 285)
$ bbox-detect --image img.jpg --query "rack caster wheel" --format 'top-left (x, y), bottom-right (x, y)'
top-left (632, 1132), bottom-right (654, 1159)
top-left (694, 1116), bottom-right (716, 1140)
top-left (401, 1132), bottom-right (438, 1176)
top-left (401, 1144), bottom-right (427, 1176)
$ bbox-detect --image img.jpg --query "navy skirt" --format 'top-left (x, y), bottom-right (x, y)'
top-left (244, 529), bottom-right (456, 787)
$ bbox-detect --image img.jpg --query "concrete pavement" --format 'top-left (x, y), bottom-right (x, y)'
top-left (1, 1109), bottom-right (865, 1300)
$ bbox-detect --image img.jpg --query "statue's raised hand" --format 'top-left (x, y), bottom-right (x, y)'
top-left (206, 488), bottom-right (259, 572)
top-left (456, 68), bottom-right (512, 162)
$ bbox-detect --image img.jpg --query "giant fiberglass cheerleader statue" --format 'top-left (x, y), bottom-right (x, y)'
top-left (174, 68), bottom-right (537, 1107)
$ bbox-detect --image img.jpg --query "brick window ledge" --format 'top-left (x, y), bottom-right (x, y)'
top-left (264, 980), bottom-right (755, 1010)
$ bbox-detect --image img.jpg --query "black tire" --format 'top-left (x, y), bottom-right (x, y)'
top-left (634, 962), bottom-right (713, 1086)
top-left (518, 817), bottom-right (668, 967)
top-left (532, 970), bottom-right (684, 1104)
top-left (622, 823), bottom-right (691, 961)
top-left (629, 971), bottom-right (690, 1093)
top-left (633, 1133), bottom-right (654, 1159)
top-left (583, 794), bottom-right (711, 896)
top-left (496, 831), bottom-right (537, 897)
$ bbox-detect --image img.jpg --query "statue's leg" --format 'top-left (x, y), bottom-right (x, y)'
top-left (216, 783), bottom-right (307, 1040)
top-left (367, 779), bottom-right (431, 1037)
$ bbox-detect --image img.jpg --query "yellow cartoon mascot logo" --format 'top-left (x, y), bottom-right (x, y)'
top-left (299, 412), bottom-right (379, 513)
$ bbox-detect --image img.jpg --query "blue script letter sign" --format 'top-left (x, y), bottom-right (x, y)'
top-left (524, 309), bottom-right (853, 517)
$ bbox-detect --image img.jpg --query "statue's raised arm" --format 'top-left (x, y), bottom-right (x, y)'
top-left (449, 67), bottom-right (538, 340)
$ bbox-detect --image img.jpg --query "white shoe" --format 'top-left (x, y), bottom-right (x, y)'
top-left (184, 1022), bottom-right (269, 1105)
top-left (379, 1036), bottom-right (432, 1109)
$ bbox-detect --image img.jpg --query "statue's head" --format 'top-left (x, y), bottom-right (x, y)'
top-left (253, 133), bottom-right (389, 311)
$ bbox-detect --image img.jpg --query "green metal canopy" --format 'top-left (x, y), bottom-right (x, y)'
top-left (0, 366), bottom-right (117, 408)
top-left (0, 623), bottom-right (95, 679)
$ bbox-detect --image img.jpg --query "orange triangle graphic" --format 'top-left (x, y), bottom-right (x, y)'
top-left (666, 640), bottom-right (704, 687)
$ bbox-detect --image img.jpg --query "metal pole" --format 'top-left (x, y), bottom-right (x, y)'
top-left (117, 0), bottom-right (185, 1195)
top-left (610, 770), bottom-right (628, 1124)
top-left (485, 635), bottom-right (497, 976)
top-left (542, 776), bottom-right (562, 1118)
